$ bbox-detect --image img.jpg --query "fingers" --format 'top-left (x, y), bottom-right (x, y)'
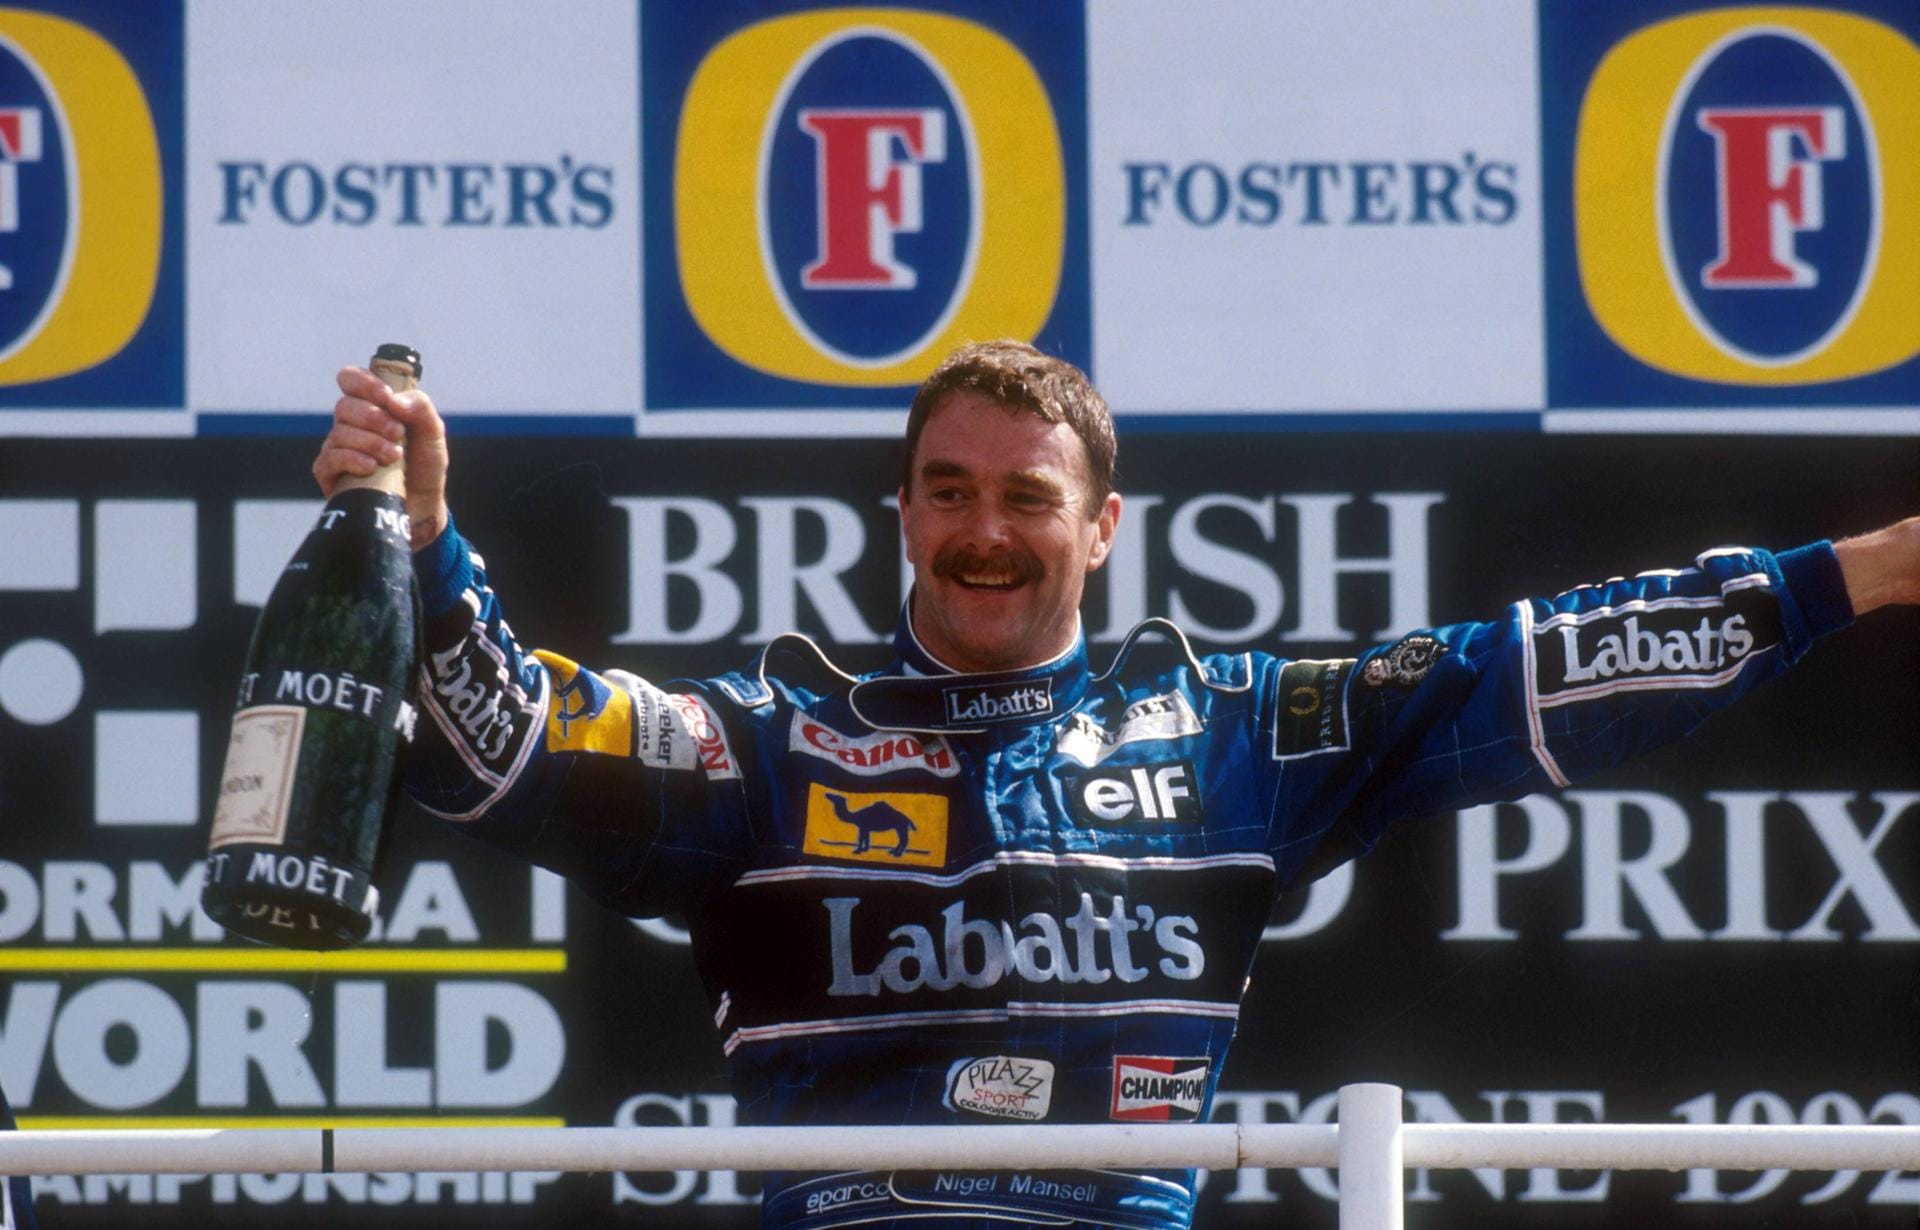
top-left (312, 443), bottom-right (378, 498)
top-left (319, 366), bottom-right (453, 550)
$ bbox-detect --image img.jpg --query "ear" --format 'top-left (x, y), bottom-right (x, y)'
top-left (1084, 492), bottom-right (1122, 573)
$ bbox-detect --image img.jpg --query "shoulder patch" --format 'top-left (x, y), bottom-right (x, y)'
top-left (1271, 659), bottom-right (1353, 760)
top-left (1361, 634), bottom-right (1447, 689)
top-left (591, 669), bottom-right (742, 781)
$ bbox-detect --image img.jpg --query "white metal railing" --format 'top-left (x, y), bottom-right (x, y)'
top-left (4, 1084), bottom-right (1916, 1228)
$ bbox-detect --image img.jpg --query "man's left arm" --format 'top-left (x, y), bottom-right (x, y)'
top-left (1263, 519), bottom-right (1914, 887)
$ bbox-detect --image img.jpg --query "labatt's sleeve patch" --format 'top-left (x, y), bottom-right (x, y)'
top-left (1530, 583), bottom-right (1782, 707)
top-left (1270, 659), bottom-right (1353, 760)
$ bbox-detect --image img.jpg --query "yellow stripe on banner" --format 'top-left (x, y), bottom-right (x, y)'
top-left (0, 949), bottom-right (567, 974)
top-left (17, 1116), bottom-right (568, 1130)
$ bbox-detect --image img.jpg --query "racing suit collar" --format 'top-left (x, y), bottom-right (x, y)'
top-left (847, 602), bottom-right (1090, 734)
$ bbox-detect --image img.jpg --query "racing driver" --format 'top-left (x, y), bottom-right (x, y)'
top-left (315, 339), bottom-right (1919, 1229)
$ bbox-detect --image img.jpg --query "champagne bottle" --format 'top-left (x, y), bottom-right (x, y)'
top-left (201, 345), bottom-right (424, 949)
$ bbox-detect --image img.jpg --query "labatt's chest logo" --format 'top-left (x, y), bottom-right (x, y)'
top-left (1558, 612), bottom-right (1753, 686)
top-left (790, 713), bottom-right (957, 777)
top-left (824, 892), bottom-right (1203, 997)
top-left (942, 680), bottom-right (1052, 725)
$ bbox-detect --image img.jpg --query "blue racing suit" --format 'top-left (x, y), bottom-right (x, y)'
top-left (403, 523), bottom-right (1853, 1229)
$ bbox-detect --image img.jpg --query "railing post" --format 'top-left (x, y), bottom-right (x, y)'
top-left (1338, 1083), bottom-right (1404, 1230)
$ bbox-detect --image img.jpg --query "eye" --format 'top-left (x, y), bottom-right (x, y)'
top-left (927, 486), bottom-right (966, 506)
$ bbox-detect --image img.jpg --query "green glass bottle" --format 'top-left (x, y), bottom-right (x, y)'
top-left (201, 345), bottom-right (423, 949)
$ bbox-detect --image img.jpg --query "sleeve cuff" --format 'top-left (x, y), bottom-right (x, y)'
top-left (1776, 540), bottom-right (1854, 642)
top-left (413, 514), bottom-right (474, 617)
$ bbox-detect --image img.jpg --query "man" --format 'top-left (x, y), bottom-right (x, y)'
top-left (318, 340), bottom-right (1914, 1229)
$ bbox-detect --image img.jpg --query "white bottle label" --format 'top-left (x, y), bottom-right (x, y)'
top-left (210, 705), bottom-right (305, 849)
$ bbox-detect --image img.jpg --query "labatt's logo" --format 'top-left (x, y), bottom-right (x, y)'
top-left (1559, 612), bottom-right (1755, 685)
top-left (942, 680), bottom-right (1052, 725)
top-left (824, 893), bottom-right (1204, 997)
top-left (0, 10), bottom-right (163, 384)
top-left (675, 9), bottom-right (1065, 385)
top-left (1575, 8), bottom-right (1920, 385)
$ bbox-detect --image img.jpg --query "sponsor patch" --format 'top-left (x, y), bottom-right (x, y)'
top-left (1110, 1056), bottom-right (1208, 1122)
top-left (1270, 659), bottom-right (1352, 760)
top-left (790, 712), bottom-right (959, 778)
top-left (945, 1055), bottom-right (1055, 1122)
top-left (424, 624), bottom-right (537, 772)
top-left (599, 670), bottom-right (741, 780)
top-left (668, 690), bottom-right (740, 780)
top-left (1071, 761), bottom-right (1201, 827)
top-left (537, 652), bottom-right (632, 755)
top-left (803, 783), bottom-right (949, 867)
top-left (1361, 634), bottom-right (1447, 689)
top-left (1057, 690), bottom-right (1203, 767)
top-left (1531, 587), bottom-right (1782, 707)
top-left (942, 678), bottom-right (1053, 726)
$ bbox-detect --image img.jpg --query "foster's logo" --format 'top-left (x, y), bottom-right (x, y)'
top-left (0, 7), bottom-right (167, 390)
top-left (652, 5), bottom-right (1082, 400)
top-left (1571, 7), bottom-right (1920, 388)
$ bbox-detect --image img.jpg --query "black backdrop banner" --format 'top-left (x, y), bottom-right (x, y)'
top-left (0, 433), bottom-right (1915, 1226)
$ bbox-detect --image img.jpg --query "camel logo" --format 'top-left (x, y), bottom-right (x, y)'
top-left (802, 783), bottom-right (948, 867)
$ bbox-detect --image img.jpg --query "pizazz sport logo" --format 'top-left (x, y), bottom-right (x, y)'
top-left (647, 5), bottom-right (1085, 404)
top-left (0, 7), bottom-right (165, 389)
top-left (1572, 6), bottom-right (1920, 387)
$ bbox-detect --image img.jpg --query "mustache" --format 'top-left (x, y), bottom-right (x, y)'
top-left (932, 546), bottom-right (1045, 585)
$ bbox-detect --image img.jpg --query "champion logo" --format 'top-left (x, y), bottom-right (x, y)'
top-left (941, 680), bottom-right (1052, 725)
top-left (1110, 1055), bottom-right (1208, 1122)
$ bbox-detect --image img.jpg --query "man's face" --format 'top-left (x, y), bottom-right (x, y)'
top-left (898, 392), bottom-right (1120, 673)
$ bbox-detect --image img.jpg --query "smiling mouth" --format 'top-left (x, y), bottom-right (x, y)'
top-left (954, 572), bottom-right (1025, 592)
top-left (934, 548), bottom-right (1044, 593)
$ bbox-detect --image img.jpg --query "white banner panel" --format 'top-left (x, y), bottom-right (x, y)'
top-left (1087, 0), bottom-right (1544, 414)
top-left (186, 0), bottom-right (642, 420)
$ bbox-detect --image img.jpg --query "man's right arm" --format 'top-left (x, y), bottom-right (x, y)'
top-left (314, 371), bottom-right (752, 917)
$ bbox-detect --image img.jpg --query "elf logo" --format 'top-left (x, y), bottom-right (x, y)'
top-left (1110, 1055), bottom-right (1207, 1122)
top-left (1572, 7), bottom-right (1920, 386)
top-left (0, 8), bottom-right (166, 387)
top-left (1073, 761), bottom-right (1201, 827)
top-left (669, 7), bottom-right (1069, 388)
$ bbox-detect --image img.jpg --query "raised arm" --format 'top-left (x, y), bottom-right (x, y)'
top-left (1259, 538), bottom-right (1858, 887)
top-left (311, 371), bottom-right (751, 917)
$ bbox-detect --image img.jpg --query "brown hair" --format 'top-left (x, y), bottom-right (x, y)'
top-left (902, 340), bottom-right (1117, 517)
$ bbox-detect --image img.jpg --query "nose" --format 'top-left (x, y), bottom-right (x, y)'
top-left (959, 498), bottom-right (1015, 552)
